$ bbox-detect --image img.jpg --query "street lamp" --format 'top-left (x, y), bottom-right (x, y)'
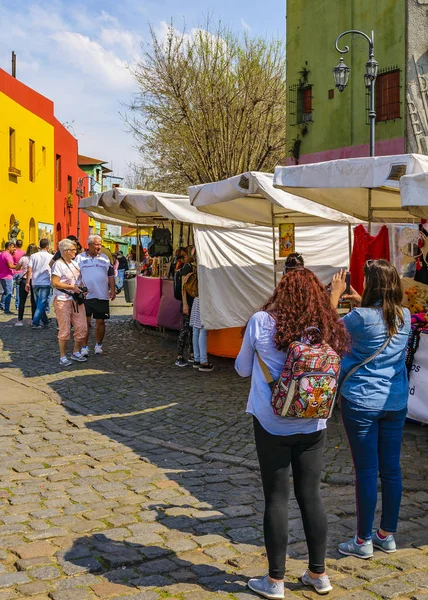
top-left (333, 30), bottom-right (378, 157)
top-left (76, 176), bottom-right (97, 243)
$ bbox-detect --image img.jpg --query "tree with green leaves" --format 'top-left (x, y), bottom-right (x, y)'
top-left (127, 20), bottom-right (286, 193)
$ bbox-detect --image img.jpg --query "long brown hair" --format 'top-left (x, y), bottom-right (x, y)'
top-left (361, 259), bottom-right (404, 337)
top-left (261, 268), bottom-right (349, 355)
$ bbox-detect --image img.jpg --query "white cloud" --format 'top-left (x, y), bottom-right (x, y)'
top-left (51, 31), bottom-right (134, 90)
top-left (100, 10), bottom-right (119, 25)
top-left (241, 18), bottom-right (251, 31)
top-left (99, 28), bottom-right (142, 57)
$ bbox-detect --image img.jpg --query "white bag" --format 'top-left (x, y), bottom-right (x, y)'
top-left (408, 332), bottom-right (428, 424)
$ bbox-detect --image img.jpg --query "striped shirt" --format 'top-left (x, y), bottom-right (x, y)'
top-left (190, 297), bottom-right (202, 328)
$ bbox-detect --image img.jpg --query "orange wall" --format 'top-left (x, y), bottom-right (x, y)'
top-left (53, 118), bottom-right (89, 247)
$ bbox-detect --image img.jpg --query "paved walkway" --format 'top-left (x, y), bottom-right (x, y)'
top-left (0, 302), bottom-right (428, 599)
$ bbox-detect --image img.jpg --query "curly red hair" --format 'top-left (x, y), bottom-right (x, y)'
top-left (261, 268), bottom-right (349, 355)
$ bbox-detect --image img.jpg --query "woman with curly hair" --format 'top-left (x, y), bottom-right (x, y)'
top-left (235, 267), bottom-right (349, 599)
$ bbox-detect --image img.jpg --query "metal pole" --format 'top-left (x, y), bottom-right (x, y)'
top-left (271, 205), bottom-right (277, 287)
top-left (348, 224), bottom-right (352, 266)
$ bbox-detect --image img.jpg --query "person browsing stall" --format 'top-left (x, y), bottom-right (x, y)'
top-left (76, 235), bottom-right (116, 356)
top-left (331, 261), bottom-right (411, 559)
top-left (235, 267), bottom-right (349, 598)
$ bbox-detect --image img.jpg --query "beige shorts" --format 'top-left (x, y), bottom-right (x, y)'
top-left (54, 298), bottom-right (87, 342)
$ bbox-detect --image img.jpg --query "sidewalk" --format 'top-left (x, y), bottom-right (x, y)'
top-left (1, 372), bottom-right (428, 600)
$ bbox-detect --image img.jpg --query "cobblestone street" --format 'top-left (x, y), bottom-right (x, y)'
top-left (1, 301), bottom-right (428, 599)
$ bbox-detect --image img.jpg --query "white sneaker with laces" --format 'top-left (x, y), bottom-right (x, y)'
top-left (80, 346), bottom-right (89, 357)
top-left (71, 352), bottom-right (88, 363)
top-left (15, 321), bottom-right (23, 327)
top-left (301, 570), bottom-right (333, 595)
top-left (60, 356), bottom-right (72, 367)
top-left (94, 344), bottom-right (103, 355)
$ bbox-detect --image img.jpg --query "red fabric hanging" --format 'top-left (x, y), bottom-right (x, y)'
top-left (350, 224), bottom-right (390, 294)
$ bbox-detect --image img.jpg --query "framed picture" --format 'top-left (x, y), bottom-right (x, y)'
top-left (279, 223), bottom-right (295, 257)
top-left (38, 223), bottom-right (54, 247)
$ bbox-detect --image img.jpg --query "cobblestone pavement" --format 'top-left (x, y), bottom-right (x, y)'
top-left (1, 300), bottom-right (428, 598)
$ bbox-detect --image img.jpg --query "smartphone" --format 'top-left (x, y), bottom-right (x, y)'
top-left (345, 272), bottom-right (351, 295)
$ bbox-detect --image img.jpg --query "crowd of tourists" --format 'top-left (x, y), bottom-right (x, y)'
top-left (0, 235), bottom-right (116, 367)
top-left (236, 254), bottom-right (410, 598)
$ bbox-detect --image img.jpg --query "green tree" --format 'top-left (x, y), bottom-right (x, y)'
top-left (128, 20), bottom-right (286, 193)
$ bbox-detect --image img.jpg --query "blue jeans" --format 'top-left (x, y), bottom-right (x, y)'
top-left (0, 279), bottom-right (14, 312)
top-left (341, 399), bottom-right (407, 540)
top-left (193, 326), bottom-right (208, 364)
top-left (116, 269), bottom-right (125, 291)
top-left (32, 285), bottom-right (51, 326)
top-left (13, 273), bottom-right (21, 309)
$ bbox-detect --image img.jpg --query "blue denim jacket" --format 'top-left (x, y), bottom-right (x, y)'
top-left (340, 307), bottom-right (411, 411)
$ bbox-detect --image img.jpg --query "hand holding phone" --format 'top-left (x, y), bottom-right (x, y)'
top-left (345, 272), bottom-right (351, 295)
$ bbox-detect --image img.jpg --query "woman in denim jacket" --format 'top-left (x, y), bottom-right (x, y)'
top-left (331, 260), bottom-right (411, 559)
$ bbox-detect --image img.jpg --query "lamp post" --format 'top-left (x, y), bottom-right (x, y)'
top-left (76, 176), bottom-right (97, 243)
top-left (332, 30), bottom-right (378, 157)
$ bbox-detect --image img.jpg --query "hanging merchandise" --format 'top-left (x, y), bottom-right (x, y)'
top-left (350, 225), bottom-right (390, 294)
top-left (279, 224), bottom-right (295, 257)
top-left (147, 225), bottom-right (173, 258)
top-left (414, 222), bottom-right (428, 285)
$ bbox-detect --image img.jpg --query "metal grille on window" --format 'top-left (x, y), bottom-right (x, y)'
top-left (376, 67), bottom-right (401, 122)
top-left (288, 83), bottom-right (298, 126)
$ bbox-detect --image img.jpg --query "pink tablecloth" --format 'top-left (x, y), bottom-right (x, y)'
top-left (157, 279), bottom-right (182, 330)
top-left (133, 276), bottom-right (162, 327)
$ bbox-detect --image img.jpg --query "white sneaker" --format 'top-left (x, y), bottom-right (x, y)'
top-left (80, 346), bottom-right (89, 357)
top-left (15, 321), bottom-right (23, 327)
top-left (94, 344), bottom-right (103, 355)
top-left (60, 356), bottom-right (72, 367)
top-left (71, 352), bottom-right (87, 363)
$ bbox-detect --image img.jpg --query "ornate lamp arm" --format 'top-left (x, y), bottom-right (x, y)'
top-left (335, 29), bottom-right (374, 58)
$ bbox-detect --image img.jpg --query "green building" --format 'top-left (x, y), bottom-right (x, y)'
top-left (286, 0), bottom-right (428, 164)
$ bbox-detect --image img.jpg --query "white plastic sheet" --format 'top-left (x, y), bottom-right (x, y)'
top-left (194, 224), bottom-right (351, 329)
top-left (274, 154), bottom-right (428, 222)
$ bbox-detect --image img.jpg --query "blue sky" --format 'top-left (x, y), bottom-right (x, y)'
top-left (0, 0), bottom-right (286, 177)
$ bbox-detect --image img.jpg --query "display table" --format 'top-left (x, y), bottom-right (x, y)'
top-left (207, 327), bottom-right (243, 359)
top-left (133, 276), bottom-right (162, 327)
top-left (408, 331), bottom-right (428, 424)
top-left (157, 279), bottom-right (182, 330)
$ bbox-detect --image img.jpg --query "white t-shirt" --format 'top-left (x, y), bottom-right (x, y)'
top-left (28, 251), bottom-right (52, 286)
top-left (51, 259), bottom-right (81, 302)
top-left (75, 251), bottom-right (111, 300)
top-left (18, 255), bottom-right (30, 277)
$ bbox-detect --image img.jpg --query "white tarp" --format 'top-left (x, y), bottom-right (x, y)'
top-left (189, 172), bottom-right (362, 225)
top-left (274, 154), bottom-right (428, 222)
top-left (401, 172), bottom-right (428, 219)
top-left (195, 224), bottom-right (351, 329)
top-left (80, 188), bottom-right (249, 228)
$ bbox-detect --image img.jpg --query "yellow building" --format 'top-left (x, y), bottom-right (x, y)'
top-left (0, 68), bottom-right (55, 248)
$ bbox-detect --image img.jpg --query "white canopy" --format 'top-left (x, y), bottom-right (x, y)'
top-left (401, 172), bottom-right (428, 219)
top-left (189, 171), bottom-right (362, 225)
top-left (273, 154), bottom-right (428, 222)
top-left (83, 209), bottom-right (138, 228)
top-left (80, 188), bottom-right (248, 228)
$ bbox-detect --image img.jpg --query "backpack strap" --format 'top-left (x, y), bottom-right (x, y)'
top-left (338, 335), bottom-right (392, 396)
top-left (256, 353), bottom-right (275, 390)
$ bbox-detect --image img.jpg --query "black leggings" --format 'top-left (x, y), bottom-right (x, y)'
top-left (177, 313), bottom-right (193, 357)
top-left (253, 417), bottom-right (327, 579)
top-left (18, 279), bottom-right (36, 321)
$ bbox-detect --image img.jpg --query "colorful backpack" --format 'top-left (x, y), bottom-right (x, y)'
top-left (258, 341), bottom-right (341, 419)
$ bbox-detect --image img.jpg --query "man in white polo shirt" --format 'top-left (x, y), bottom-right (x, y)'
top-left (76, 235), bottom-right (116, 356)
top-left (26, 238), bottom-right (52, 329)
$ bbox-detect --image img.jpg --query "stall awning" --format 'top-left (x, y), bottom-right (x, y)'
top-left (273, 154), bottom-right (428, 222)
top-left (401, 172), bottom-right (428, 219)
top-left (80, 188), bottom-right (249, 228)
top-left (189, 172), bottom-right (363, 225)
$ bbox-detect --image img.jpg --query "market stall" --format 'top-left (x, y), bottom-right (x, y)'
top-left (189, 171), bottom-right (362, 331)
top-left (273, 155), bottom-right (428, 424)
